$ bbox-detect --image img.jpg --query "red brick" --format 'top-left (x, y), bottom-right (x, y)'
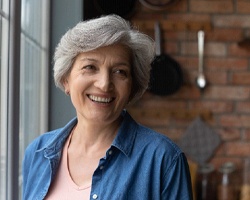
top-left (169, 85), bottom-right (201, 99)
top-left (162, 30), bottom-right (190, 41)
top-left (137, 99), bottom-right (187, 109)
top-left (204, 86), bottom-right (250, 100)
top-left (190, 0), bottom-right (234, 14)
top-left (192, 101), bottom-right (233, 113)
top-left (130, 113), bottom-right (170, 127)
top-left (226, 142), bottom-right (250, 156)
top-left (180, 42), bottom-right (196, 56)
top-left (205, 71), bottom-right (228, 85)
top-left (168, 0), bottom-right (188, 12)
top-left (168, 13), bottom-right (211, 22)
top-left (206, 58), bottom-right (248, 71)
top-left (186, 70), bottom-right (227, 85)
top-left (163, 41), bottom-right (179, 55)
top-left (207, 28), bottom-right (243, 42)
top-left (219, 115), bottom-right (250, 128)
top-left (217, 128), bottom-right (241, 141)
top-left (180, 42), bottom-right (227, 56)
top-left (205, 42), bottom-right (228, 57)
top-left (154, 127), bottom-right (184, 142)
top-left (237, 0), bottom-right (250, 14)
top-left (228, 43), bottom-right (250, 57)
top-left (232, 72), bottom-right (250, 85)
top-left (236, 102), bottom-right (250, 113)
top-left (214, 15), bottom-right (250, 28)
top-left (177, 56), bottom-right (198, 71)
top-left (213, 144), bottom-right (226, 157)
top-left (243, 129), bottom-right (250, 141)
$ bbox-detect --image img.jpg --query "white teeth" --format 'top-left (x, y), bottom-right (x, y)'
top-left (89, 95), bottom-right (112, 103)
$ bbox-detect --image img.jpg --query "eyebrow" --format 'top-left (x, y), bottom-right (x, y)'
top-left (79, 57), bottom-right (130, 67)
top-left (79, 57), bottom-right (97, 62)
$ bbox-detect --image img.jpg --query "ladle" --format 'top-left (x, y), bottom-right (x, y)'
top-left (196, 30), bottom-right (207, 90)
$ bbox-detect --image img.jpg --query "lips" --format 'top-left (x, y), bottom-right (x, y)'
top-left (88, 94), bottom-right (115, 103)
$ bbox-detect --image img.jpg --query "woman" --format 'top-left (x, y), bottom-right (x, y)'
top-left (22, 15), bottom-right (193, 200)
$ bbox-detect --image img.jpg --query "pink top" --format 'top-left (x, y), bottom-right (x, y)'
top-left (45, 132), bottom-right (91, 199)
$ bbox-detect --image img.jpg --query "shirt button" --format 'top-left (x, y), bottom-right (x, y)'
top-left (100, 165), bottom-right (104, 170)
top-left (92, 194), bottom-right (98, 199)
top-left (108, 150), bottom-right (113, 155)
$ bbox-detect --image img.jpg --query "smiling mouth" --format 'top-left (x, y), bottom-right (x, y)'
top-left (88, 95), bottom-right (115, 104)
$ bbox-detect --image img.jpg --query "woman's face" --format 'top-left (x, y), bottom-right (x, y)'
top-left (64, 44), bottom-right (132, 125)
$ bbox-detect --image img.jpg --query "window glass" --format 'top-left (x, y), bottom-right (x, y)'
top-left (0, 0), bottom-right (9, 198)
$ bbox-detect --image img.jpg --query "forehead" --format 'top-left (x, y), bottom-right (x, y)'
top-left (75, 44), bottom-right (132, 62)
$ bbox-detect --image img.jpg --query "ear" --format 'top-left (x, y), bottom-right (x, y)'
top-left (63, 78), bottom-right (70, 95)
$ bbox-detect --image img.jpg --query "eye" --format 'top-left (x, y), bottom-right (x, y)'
top-left (113, 69), bottom-right (128, 77)
top-left (82, 65), bottom-right (95, 71)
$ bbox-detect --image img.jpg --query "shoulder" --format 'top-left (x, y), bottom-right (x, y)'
top-left (23, 128), bottom-right (65, 170)
top-left (26, 128), bottom-right (64, 152)
top-left (121, 110), bottom-right (182, 157)
top-left (136, 124), bottom-right (181, 154)
top-left (135, 125), bottom-right (190, 178)
top-left (25, 117), bottom-right (77, 155)
top-left (25, 128), bottom-right (62, 153)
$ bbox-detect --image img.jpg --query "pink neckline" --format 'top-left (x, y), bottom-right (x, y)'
top-left (64, 130), bottom-right (92, 191)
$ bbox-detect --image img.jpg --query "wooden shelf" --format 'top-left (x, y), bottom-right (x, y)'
top-left (131, 20), bottom-right (212, 31)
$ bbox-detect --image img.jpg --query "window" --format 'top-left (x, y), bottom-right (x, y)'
top-left (0, 0), bottom-right (50, 199)
top-left (0, 0), bottom-right (9, 199)
top-left (20, 0), bottom-right (50, 164)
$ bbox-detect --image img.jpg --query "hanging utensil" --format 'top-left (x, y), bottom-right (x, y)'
top-left (196, 30), bottom-right (207, 90)
top-left (94, 0), bottom-right (137, 19)
top-left (179, 117), bottom-right (221, 165)
top-left (139, 0), bottom-right (178, 10)
top-left (149, 22), bottom-right (183, 96)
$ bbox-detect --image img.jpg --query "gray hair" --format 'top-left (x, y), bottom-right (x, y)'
top-left (54, 14), bottom-right (155, 103)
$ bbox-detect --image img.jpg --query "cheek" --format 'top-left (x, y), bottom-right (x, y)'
top-left (69, 74), bottom-right (90, 88)
top-left (121, 80), bottom-right (132, 100)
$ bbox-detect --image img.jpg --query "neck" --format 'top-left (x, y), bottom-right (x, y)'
top-left (69, 116), bottom-right (122, 156)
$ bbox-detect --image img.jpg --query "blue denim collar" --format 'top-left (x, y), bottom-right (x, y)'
top-left (39, 110), bottom-right (137, 158)
top-left (112, 110), bottom-right (137, 157)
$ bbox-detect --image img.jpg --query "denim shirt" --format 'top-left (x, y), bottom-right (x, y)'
top-left (22, 110), bottom-right (193, 200)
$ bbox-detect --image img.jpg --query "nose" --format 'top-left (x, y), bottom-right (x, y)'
top-left (94, 71), bottom-right (113, 92)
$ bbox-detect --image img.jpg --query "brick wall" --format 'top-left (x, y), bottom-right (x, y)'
top-left (128, 0), bottom-right (250, 170)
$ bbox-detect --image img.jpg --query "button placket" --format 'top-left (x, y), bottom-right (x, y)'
top-left (91, 148), bottom-right (114, 200)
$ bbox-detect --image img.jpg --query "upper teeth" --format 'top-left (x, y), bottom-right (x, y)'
top-left (89, 95), bottom-right (112, 103)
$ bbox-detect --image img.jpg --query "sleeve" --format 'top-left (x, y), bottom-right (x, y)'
top-left (161, 152), bottom-right (193, 200)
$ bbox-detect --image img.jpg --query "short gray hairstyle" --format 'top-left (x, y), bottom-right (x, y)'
top-left (54, 14), bottom-right (155, 103)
